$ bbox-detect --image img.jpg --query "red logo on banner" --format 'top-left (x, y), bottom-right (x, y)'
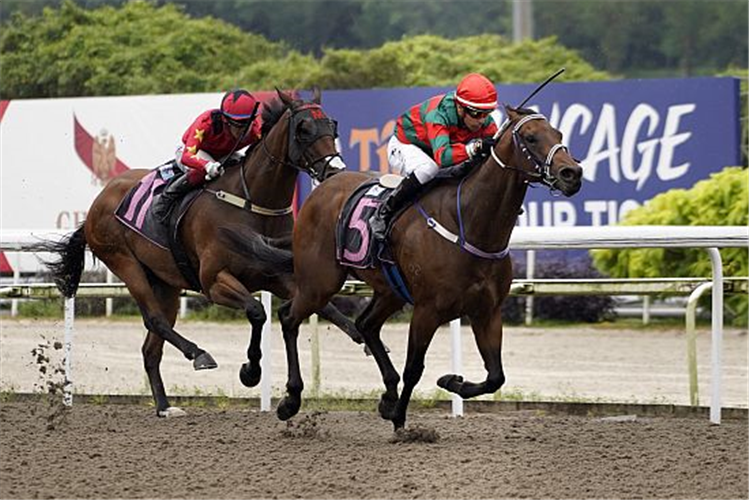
top-left (74, 115), bottom-right (130, 185)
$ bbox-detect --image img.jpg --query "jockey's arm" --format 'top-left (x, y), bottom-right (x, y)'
top-left (426, 121), bottom-right (470, 167)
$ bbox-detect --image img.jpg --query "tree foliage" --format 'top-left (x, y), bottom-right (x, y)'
top-left (3, 0), bottom-right (745, 81)
top-left (591, 167), bottom-right (748, 324)
top-left (0, 0), bottom-right (286, 97)
top-left (0, 1), bottom-right (609, 99)
top-left (229, 34), bottom-right (609, 91)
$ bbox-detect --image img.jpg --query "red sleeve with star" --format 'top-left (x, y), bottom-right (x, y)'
top-left (180, 111), bottom-right (213, 171)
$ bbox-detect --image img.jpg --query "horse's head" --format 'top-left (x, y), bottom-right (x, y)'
top-left (272, 88), bottom-right (346, 182)
top-left (494, 105), bottom-right (582, 197)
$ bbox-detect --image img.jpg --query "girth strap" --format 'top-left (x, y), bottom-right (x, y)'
top-left (210, 189), bottom-right (293, 216)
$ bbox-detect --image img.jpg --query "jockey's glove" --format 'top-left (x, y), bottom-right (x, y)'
top-left (479, 137), bottom-right (497, 156)
top-left (466, 139), bottom-right (483, 159)
top-left (466, 138), bottom-right (496, 159)
top-left (205, 161), bottom-right (224, 181)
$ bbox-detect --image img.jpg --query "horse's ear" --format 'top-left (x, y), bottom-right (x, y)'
top-left (276, 87), bottom-right (294, 107)
top-left (311, 86), bottom-right (322, 104)
top-left (504, 104), bottom-right (518, 120)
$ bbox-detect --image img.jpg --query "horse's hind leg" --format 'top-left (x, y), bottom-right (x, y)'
top-left (142, 282), bottom-right (183, 417)
top-left (438, 306), bottom-right (505, 399)
top-left (354, 293), bottom-right (403, 420)
top-left (107, 255), bottom-right (216, 368)
top-left (205, 270), bottom-right (267, 388)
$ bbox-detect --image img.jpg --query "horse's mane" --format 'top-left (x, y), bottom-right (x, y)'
top-left (260, 98), bottom-right (289, 137)
top-left (511, 106), bottom-right (537, 116)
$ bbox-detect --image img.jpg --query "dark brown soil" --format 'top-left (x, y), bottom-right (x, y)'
top-left (0, 401), bottom-right (746, 499)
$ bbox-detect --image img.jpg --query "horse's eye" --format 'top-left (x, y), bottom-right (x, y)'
top-left (297, 121), bottom-right (314, 140)
top-left (525, 134), bottom-right (536, 144)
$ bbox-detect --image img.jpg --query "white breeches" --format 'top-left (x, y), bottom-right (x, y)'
top-left (387, 135), bottom-right (438, 185)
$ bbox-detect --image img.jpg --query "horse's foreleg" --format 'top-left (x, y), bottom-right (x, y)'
top-left (276, 300), bottom-right (304, 420)
top-left (392, 307), bottom-right (441, 430)
top-left (438, 307), bottom-right (505, 399)
top-left (206, 270), bottom-right (267, 388)
top-left (240, 297), bottom-right (266, 387)
top-left (355, 293), bottom-right (403, 420)
top-left (276, 291), bottom-right (333, 421)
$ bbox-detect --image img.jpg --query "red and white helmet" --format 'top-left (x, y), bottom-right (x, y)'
top-left (220, 89), bottom-right (258, 122)
top-left (456, 73), bottom-right (497, 110)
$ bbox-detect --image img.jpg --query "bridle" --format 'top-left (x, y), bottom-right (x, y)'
top-left (490, 112), bottom-right (568, 192)
top-left (258, 103), bottom-right (344, 183)
top-left (212, 101), bottom-right (344, 217)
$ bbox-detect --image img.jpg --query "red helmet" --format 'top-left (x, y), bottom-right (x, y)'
top-left (456, 73), bottom-right (497, 110)
top-left (220, 89), bottom-right (258, 122)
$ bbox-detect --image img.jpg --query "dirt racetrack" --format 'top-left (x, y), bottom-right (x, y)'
top-left (0, 401), bottom-right (747, 499)
top-left (1, 319), bottom-right (748, 499)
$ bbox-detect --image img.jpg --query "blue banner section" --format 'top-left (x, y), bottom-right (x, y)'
top-left (302, 77), bottom-right (741, 227)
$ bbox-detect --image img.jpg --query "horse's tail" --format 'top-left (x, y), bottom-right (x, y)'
top-left (219, 225), bottom-right (294, 276)
top-left (30, 225), bottom-right (88, 298)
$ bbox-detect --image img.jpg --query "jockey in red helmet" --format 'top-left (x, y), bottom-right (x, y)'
top-left (154, 89), bottom-right (262, 222)
top-left (369, 73), bottom-right (499, 241)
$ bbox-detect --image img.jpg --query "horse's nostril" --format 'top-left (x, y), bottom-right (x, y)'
top-left (559, 165), bottom-right (581, 181)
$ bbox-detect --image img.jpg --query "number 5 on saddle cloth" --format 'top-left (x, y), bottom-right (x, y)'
top-left (335, 176), bottom-right (413, 304)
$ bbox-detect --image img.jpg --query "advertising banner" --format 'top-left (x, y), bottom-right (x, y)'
top-left (0, 77), bottom-right (741, 271)
top-left (311, 77), bottom-right (741, 228)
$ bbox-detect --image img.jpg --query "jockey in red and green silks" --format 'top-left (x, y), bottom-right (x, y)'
top-left (369, 73), bottom-right (500, 242)
top-left (395, 90), bottom-right (498, 171)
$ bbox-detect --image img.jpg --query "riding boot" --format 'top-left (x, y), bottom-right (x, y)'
top-left (153, 175), bottom-right (194, 222)
top-left (369, 173), bottom-right (424, 242)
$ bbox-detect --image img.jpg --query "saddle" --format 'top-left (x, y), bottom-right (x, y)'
top-left (114, 162), bottom-right (203, 291)
top-left (335, 177), bottom-right (413, 303)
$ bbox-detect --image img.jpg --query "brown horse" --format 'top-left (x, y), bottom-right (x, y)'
top-left (37, 89), bottom-right (363, 417)
top-left (236, 105), bottom-right (583, 429)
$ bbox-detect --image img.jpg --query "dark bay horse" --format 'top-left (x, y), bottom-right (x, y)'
top-left (240, 105), bottom-right (583, 429)
top-left (38, 89), bottom-right (362, 417)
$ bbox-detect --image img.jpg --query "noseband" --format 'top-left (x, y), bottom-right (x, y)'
top-left (490, 113), bottom-right (568, 191)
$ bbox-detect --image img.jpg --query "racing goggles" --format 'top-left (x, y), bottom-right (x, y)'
top-left (463, 106), bottom-right (493, 119)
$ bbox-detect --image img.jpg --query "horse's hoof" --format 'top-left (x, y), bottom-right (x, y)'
top-left (193, 352), bottom-right (218, 370)
top-left (239, 362), bottom-right (261, 387)
top-left (276, 397), bottom-right (301, 421)
top-left (157, 406), bottom-right (187, 418)
top-left (437, 374), bottom-right (463, 394)
top-left (378, 395), bottom-right (397, 421)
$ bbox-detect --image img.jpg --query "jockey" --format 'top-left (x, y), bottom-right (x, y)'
top-left (154, 89), bottom-right (262, 221)
top-left (369, 73), bottom-right (499, 241)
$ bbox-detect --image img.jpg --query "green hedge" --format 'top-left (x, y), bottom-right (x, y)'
top-left (592, 167), bottom-right (748, 325)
